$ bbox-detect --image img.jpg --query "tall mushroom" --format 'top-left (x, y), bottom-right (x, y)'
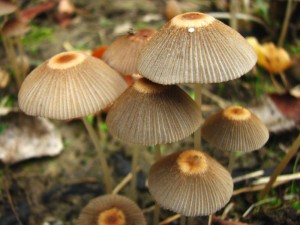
top-left (18, 51), bottom-right (128, 193)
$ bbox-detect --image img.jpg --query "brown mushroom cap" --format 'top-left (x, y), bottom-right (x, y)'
top-left (18, 51), bottom-right (128, 120)
top-left (102, 29), bottom-right (156, 75)
top-left (106, 78), bottom-right (201, 145)
top-left (0, 1), bottom-right (16, 16)
top-left (137, 12), bottom-right (257, 84)
top-left (202, 106), bottom-right (269, 151)
top-left (148, 149), bottom-right (233, 216)
top-left (1, 19), bottom-right (30, 37)
top-left (76, 194), bottom-right (146, 225)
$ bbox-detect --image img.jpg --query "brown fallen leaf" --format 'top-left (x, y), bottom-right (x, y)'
top-left (269, 92), bottom-right (300, 125)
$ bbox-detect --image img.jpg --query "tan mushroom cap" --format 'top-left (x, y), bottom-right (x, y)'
top-left (1, 19), bottom-right (30, 37)
top-left (202, 106), bottom-right (269, 151)
top-left (0, 1), bottom-right (16, 16)
top-left (18, 51), bottom-right (128, 120)
top-left (106, 78), bottom-right (201, 145)
top-left (138, 12), bottom-right (257, 84)
top-left (102, 29), bottom-right (156, 75)
top-left (148, 149), bottom-right (233, 216)
top-left (76, 194), bottom-right (146, 225)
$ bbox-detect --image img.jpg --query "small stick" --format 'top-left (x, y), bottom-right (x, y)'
top-left (112, 172), bottom-right (133, 195)
top-left (278, 0), bottom-right (294, 47)
top-left (159, 214), bottom-right (181, 225)
top-left (279, 72), bottom-right (290, 90)
top-left (260, 134), bottom-right (300, 198)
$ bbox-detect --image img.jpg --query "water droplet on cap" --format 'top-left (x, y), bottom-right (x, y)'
top-left (188, 27), bottom-right (195, 33)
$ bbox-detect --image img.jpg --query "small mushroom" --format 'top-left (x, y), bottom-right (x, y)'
top-left (76, 194), bottom-right (146, 225)
top-left (0, 0), bottom-right (16, 16)
top-left (103, 29), bottom-right (156, 75)
top-left (148, 149), bottom-right (233, 216)
top-left (106, 78), bottom-right (201, 145)
top-left (18, 51), bottom-right (128, 120)
top-left (202, 106), bottom-right (269, 152)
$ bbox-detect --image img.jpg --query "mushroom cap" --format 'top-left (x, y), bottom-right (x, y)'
top-left (1, 19), bottom-right (30, 37)
top-left (106, 78), bottom-right (201, 145)
top-left (148, 149), bottom-right (233, 216)
top-left (18, 51), bottom-right (128, 120)
top-left (76, 194), bottom-right (146, 225)
top-left (202, 106), bottom-right (269, 151)
top-left (137, 12), bottom-right (257, 84)
top-left (102, 29), bottom-right (156, 75)
top-left (0, 1), bottom-right (16, 16)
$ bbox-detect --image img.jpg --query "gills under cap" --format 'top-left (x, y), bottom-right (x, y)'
top-left (18, 51), bottom-right (128, 120)
top-left (138, 12), bottom-right (257, 84)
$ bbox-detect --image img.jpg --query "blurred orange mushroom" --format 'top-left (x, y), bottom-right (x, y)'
top-left (247, 37), bottom-right (292, 89)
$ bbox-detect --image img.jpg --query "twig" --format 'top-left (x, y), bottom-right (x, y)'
top-left (233, 170), bottom-right (264, 183)
top-left (2, 177), bottom-right (23, 225)
top-left (260, 134), bottom-right (300, 198)
top-left (278, 0), bottom-right (294, 47)
top-left (159, 214), bottom-right (181, 225)
top-left (201, 88), bottom-right (229, 109)
top-left (112, 170), bottom-right (136, 195)
top-left (253, 172), bottom-right (300, 185)
top-left (221, 202), bottom-right (234, 220)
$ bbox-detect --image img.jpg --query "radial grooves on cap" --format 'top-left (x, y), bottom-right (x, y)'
top-left (137, 15), bottom-right (257, 84)
top-left (76, 194), bottom-right (146, 225)
top-left (103, 29), bottom-right (155, 75)
top-left (202, 109), bottom-right (269, 151)
top-left (148, 150), bottom-right (233, 216)
top-left (106, 79), bottom-right (201, 145)
top-left (18, 54), bottom-right (128, 120)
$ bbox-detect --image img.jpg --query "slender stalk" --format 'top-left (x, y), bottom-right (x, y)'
top-left (279, 72), bottom-right (290, 90)
top-left (130, 146), bottom-right (139, 200)
top-left (278, 0), bottom-right (293, 47)
top-left (194, 83), bottom-right (202, 149)
top-left (260, 134), bottom-right (300, 198)
top-left (228, 152), bottom-right (236, 173)
top-left (153, 144), bottom-right (162, 225)
top-left (82, 117), bottom-right (113, 193)
top-left (230, 0), bottom-right (239, 31)
top-left (180, 216), bottom-right (186, 225)
top-left (15, 36), bottom-right (26, 83)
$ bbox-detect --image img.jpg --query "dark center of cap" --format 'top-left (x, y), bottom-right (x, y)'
top-left (55, 53), bottom-right (77, 63)
top-left (181, 13), bottom-right (206, 20)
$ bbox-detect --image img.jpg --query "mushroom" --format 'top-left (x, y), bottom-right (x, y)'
top-left (103, 29), bottom-right (156, 76)
top-left (148, 149), bottom-right (233, 216)
top-left (76, 194), bottom-right (146, 225)
top-left (202, 106), bottom-right (269, 152)
top-left (18, 51), bottom-right (128, 192)
top-left (0, 0), bottom-right (17, 16)
top-left (201, 106), bottom-right (269, 171)
top-left (106, 78), bottom-right (201, 145)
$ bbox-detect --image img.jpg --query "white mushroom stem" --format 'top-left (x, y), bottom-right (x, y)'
top-left (82, 117), bottom-right (113, 193)
top-left (153, 144), bottom-right (162, 225)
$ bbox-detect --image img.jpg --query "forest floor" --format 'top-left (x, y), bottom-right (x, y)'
top-left (0, 1), bottom-right (299, 225)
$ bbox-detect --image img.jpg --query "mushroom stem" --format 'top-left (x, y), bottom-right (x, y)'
top-left (130, 145), bottom-right (139, 200)
top-left (228, 152), bottom-right (236, 173)
top-left (260, 134), bottom-right (300, 198)
top-left (82, 117), bottom-right (113, 193)
top-left (279, 72), bottom-right (290, 90)
top-left (230, 0), bottom-right (239, 31)
top-left (194, 83), bottom-right (202, 149)
top-left (153, 144), bottom-right (162, 225)
top-left (278, 0), bottom-right (293, 47)
top-left (180, 216), bottom-right (186, 225)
